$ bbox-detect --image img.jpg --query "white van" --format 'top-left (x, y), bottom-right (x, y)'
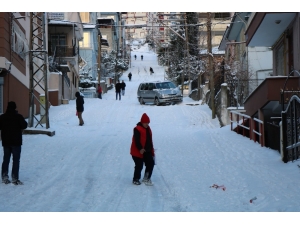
top-left (137, 81), bottom-right (183, 106)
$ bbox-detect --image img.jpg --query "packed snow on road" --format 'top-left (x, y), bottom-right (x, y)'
top-left (1, 44), bottom-right (299, 224)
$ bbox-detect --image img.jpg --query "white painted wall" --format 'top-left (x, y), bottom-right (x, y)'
top-left (248, 46), bottom-right (273, 94)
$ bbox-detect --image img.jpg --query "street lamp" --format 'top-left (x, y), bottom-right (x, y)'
top-left (114, 51), bottom-right (122, 85)
top-left (127, 44), bottom-right (131, 68)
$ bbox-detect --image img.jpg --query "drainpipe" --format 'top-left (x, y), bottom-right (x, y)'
top-left (72, 24), bottom-right (74, 49)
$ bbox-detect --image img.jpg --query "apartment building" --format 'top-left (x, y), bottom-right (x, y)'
top-left (152, 12), bottom-right (232, 49)
top-left (0, 12), bottom-right (31, 116)
top-left (198, 12), bottom-right (233, 47)
top-left (122, 12), bottom-right (148, 39)
top-left (78, 12), bottom-right (99, 80)
top-left (47, 12), bottom-right (83, 105)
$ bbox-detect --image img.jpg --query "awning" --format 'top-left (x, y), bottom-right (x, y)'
top-left (48, 20), bottom-right (75, 26)
top-left (245, 13), bottom-right (297, 47)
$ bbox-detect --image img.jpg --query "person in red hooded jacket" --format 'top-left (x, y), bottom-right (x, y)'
top-left (130, 113), bottom-right (155, 186)
top-left (97, 84), bottom-right (102, 99)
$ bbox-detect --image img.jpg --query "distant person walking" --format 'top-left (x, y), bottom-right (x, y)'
top-left (0, 101), bottom-right (28, 185)
top-left (141, 55), bottom-right (143, 61)
top-left (130, 113), bottom-right (155, 186)
top-left (75, 91), bottom-right (84, 126)
top-left (115, 80), bottom-right (122, 100)
top-left (128, 72), bottom-right (132, 81)
top-left (150, 67), bottom-right (154, 75)
top-left (134, 55), bottom-right (137, 60)
top-left (97, 84), bottom-right (102, 99)
top-left (121, 80), bottom-right (126, 96)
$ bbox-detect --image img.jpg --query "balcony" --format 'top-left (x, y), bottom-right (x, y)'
top-left (48, 45), bottom-right (78, 72)
top-left (244, 76), bottom-right (300, 117)
top-left (49, 45), bottom-right (77, 57)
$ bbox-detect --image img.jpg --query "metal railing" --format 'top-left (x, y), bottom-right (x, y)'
top-left (50, 45), bottom-right (77, 57)
top-left (280, 70), bottom-right (300, 111)
top-left (252, 117), bottom-right (264, 146)
top-left (230, 111), bottom-right (264, 146)
top-left (281, 95), bottom-right (300, 163)
top-left (230, 111), bottom-right (251, 137)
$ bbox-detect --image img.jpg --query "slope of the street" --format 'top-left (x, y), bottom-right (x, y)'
top-left (1, 44), bottom-right (300, 214)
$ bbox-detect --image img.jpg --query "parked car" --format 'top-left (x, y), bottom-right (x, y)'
top-left (137, 81), bottom-right (183, 106)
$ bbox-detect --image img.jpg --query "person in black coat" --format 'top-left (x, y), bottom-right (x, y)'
top-left (121, 80), bottom-right (126, 96)
top-left (0, 101), bottom-right (28, 185)
top-left (75, 92), bottom-right (84, 126)
top-left (141, 55), bottom-right (143, 60)
top-left (150, 67), bottom-right (154, 75)
top-left (128, 72), bottom-right (132, 81)
top-left (115, 80), bottom-right (122, 100)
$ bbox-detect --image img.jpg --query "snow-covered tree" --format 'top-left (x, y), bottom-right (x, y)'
top-left (100, 50), bottom-right (129, 80)
top-left (157, 13), bottom-right (204, 86)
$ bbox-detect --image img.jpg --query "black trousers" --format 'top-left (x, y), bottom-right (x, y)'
top-left (1, 146), bottom-right (21, 181)
top-left (116, 91), bottom-right (121, 100)
top-left (132, 153), bottom-right (154, 181)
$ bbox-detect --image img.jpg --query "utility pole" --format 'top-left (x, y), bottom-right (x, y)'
top-left (184, 13), bottom-right (191, 95)
top-left (115, 56), bottom-right (117, 85)
top-left (127, 32), bottom-right (131, 68)
top-left (207, 12), bottom-right (215, 119)
top-left (152, 14), bottom-right (154, 52)
top-left (198, 45), bottom-right (201, 101)
top-left (28, 12), bottom-right (50, 128)
top-left (97, 31), bottom-right (101, 85)
top-left (129, 43), bottom-right (131, 68)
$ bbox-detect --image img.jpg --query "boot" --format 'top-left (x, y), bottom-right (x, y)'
top-left (142, 172), bottom-right (149, 182)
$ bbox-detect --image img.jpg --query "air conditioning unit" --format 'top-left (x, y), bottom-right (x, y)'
top-left (0, 57), bottom-right (12, 75)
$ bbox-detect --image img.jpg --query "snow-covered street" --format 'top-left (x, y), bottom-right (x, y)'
top-left (1, 44), bottom-right (299, 222)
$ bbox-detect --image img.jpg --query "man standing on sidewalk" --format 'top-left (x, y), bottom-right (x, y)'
top-left (115, 80), bottom-right (122, 100)
top-left (0, 101), bottom-right (28, 185)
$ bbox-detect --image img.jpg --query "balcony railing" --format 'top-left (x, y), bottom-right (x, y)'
top-left (49, 45), bottom-right (77, 57)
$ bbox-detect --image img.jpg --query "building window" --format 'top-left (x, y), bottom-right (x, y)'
top-left (214, 13), bottom-right (231, 20)
top-left (79, 32), bottom-right (91, 48)
top-left (50, 35), bottom-right (66, 54)
top-left (275, 42), bottom-right (284, 76)
top-left (80, 12), bottom-right (90, 23)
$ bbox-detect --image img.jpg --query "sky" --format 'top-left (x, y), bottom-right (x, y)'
top-left (1, 44), bottom-right (300, 224)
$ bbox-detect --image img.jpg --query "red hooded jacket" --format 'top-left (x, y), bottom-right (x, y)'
top-left (130, 123), bottom-right (155, 158)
